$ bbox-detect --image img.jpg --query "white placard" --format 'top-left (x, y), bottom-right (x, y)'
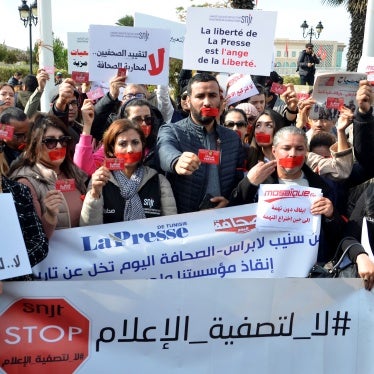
top-left (67, 32), bottom-right (89, 74)
top-left (183, 7), bottom-right (277, 75)
top-left (134, 13), bottom-right (186, 60)
top-left (0, 194), bottom-right (32, 280)
top-left (88, 24), bottom-right (170, 84)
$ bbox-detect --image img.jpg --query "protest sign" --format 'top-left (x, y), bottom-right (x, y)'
top-left (312, 72), bottom-right (366, 109)
top-left (256, 185), bottom-right (322, 234)
top-left (0, 194), bottom-right (32, 280)
top-left (134, 13), bottom-right (186, 60)
top-left (33, 204), bottom-right (320, 281)
top-left (183, 7), bottom-right (276, 75)
top-left (0, 278), bottom-right (371, 373)
top-left (67, 32), bottom-right (89, 74)
top-left (88, 24), bottom-right (170, 84)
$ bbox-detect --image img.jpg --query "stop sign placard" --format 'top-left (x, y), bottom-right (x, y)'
top-left (0, 298), bottom-right (89, 374)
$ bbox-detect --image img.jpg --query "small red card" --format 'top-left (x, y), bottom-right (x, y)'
top-left (198, 149), bottom-right (220, 165)
top-left (326, 97), bottom-right (344, 110)
top-left (367, 71), bottom-right (374, 85)
top-left (55, 179), bottom-right (76, 192)
top-left (270, 82), bottom-right (287, 95)
top-left (86, 87), bottom-right (105, 101)
top-left (71, 71), bottom-right (89, 83)
top-left (104, 158), bottom-right (124, 170)
top-left (0, 125), bottom-right (14, 141)
top-left (117, 68), bottom-right (127, 77)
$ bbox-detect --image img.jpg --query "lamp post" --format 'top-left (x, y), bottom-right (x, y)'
top-left (18, 0), bottom-right (38, 74)
top-left (300, 20), bottom-right (324, 44)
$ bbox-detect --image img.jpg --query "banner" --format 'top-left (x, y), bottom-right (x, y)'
top-left (67, 32), bottom-right (89, 74)
top-left (0, 279), bottom-right (372, 373)
top-left (33, 204), bottom-right (321, 281)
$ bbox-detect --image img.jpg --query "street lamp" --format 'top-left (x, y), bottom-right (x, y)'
top-left (300, 20), bottom-right (324, 44)
top-left (18, 0), bottom-right (38, 74)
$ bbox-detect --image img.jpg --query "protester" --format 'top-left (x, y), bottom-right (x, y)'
top-left (0, 83), bottom-right (15, 114)
top-left (297, 43), bottom-right (320, 86)
top-left (7, 72), bottom-right (23, 87)
top-left (80, 119), bottom-right (176, 225)
top-left (16, 74), bottom-right (38, 111)
top-left (55, 72), bottom-right (63, 86)
top-left (222, 107), bottom-right (249, 143)
top-left (0, 107), bottom-right (30, 166)
top-left (157, 72), bottom-right (244, 213)
top-left (229, 126), bottom-right (345, 262)
top-left (9, 113), bottom-right (87, 238)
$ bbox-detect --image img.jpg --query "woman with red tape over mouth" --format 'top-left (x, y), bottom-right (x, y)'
top-left (8, 113), bottom-right (87, 238)
top-left (80, 119), bottom-right (177, 226)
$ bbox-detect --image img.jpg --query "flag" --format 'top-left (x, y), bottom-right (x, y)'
top-left (317, 45), bottom-right (327, 61)
top-left (285, 42), bottom-right (289, 58)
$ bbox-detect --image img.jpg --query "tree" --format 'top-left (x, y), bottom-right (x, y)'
top-left (53, 36), bottom-right (68, 71)
top-left (229, 0), bottom-right (255, 9)
top-left (322, 0), bottom-right (367, 71)
top-left (116, 16), bottom-right (134, 26)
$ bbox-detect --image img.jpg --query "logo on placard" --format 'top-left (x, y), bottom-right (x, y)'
top-left (0, 298), bottom-right (90, 374)
top-left (214, 215), bottom-right (256, 233)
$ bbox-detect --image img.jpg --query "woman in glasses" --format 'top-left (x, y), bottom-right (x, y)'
top-left (80, 119), bottom-right (176, 226)
top-left (8, 113), bottom-right (87, 238)
top-left (222, 107), bottom-right (249, 143)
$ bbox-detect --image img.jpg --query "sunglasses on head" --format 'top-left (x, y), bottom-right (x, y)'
top-left (224, 121), bottom-right (247, 128)
top-left (132, 116), bottom-right (153, 126)
top-left (42, 136), bottom-right (72, 149)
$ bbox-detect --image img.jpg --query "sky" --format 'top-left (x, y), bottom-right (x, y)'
top-left (1, 0), bottom-right (351, 57)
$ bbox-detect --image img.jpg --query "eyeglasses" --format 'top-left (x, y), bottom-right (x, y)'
top-left (224, 121), bottom-right (247, 128)
top-left (123, 93), bottom-right (146, 100)
top-left (42, 136), bottom-right (72, 149)
top-left (132, 116), bottom-right (153, 126)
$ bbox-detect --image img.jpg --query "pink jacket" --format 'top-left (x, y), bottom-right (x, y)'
top-left (73, 135), bottom-right (105, 176)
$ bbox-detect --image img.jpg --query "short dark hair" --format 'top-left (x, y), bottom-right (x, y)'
top-left (0, 107), bottom-right (27, 123)
top-left (306, 43), bottom-right (314, 48)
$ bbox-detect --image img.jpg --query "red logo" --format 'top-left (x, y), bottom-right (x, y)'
top-left (0, 298), bottom-right (89, 373)
top-left (214, 215), bottom-right (256, 233)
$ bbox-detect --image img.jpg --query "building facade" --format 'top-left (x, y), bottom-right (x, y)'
top-left (273, 38), bottom-right (346, 76)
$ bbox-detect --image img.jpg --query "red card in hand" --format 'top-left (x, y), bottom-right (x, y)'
top-left (270, 82), bottom-right (287, 95)
top-left (117, 68), bottom-right (127, 77)
top-left (198, 149), bottom-right (220, 165)
top-left (326, 97), bottom-right (344, 110)
top-left (55, 179), bottom-right (76, 192)
top-left (0, 125), bottom-right (14, 141)
top-left (104, 158), bottom-right (125, 170)
top-left (71, 71), bottom-right (89, 83)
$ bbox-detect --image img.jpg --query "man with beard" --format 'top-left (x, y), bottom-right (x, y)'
top-left (157, 72), bottom-right (244, 213)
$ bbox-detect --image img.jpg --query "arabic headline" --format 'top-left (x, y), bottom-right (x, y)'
top-left (0, 279), bottom-right (371, 373)
top-left (32, 202), bottom-right (320, 282)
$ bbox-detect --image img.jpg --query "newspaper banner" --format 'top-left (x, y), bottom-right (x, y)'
top-left (0, 279), bottom-right (372, 373)
top-left (183, 8), bottom-right (276, 75)
top-left (256, 185), bottom-right (322, 234)
top-left (0, 194), bottom-right (31, 280)
top-left (67, 32), bottom-right (89, 74)
top-left (134, 13), bottom-right (186, 60)
top-left (33, 204), bottom-right (321, 281)
top-left (88, 24), bottom-right (170, 84)
top-left (312, 72), bottom-right (366, 109)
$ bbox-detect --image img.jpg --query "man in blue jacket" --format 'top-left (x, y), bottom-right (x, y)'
top-left (157, 72), bottom-right (244, 213)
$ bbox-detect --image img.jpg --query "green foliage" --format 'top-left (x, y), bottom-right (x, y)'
top-left (53, 36), bottom-right (68, 71)
top-left (116, 16), bottom-right (134, 26)
top-left (283, 75), bottom-right (301, 85)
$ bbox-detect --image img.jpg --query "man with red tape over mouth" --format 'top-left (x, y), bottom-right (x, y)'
top-left (229, 126), bottom-right (345, 264)
top-left (0, 107), bottom-right (30, 166)
top-left (157, 72), bottom-right (244, 214)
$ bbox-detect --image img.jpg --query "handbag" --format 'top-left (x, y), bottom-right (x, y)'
top-left (308, 239), bottom-right (360, 279)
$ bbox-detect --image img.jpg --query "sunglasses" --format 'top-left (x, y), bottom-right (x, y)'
top-left (42, 136), bottom-right (72, 149)
top-left (132, 116), bottom-right (153, 126)
top-left (224, 121), bottom-right (247, 128)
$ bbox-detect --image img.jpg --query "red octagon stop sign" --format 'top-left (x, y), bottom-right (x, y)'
top-left (0, 298), bottom-right (89, 374)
